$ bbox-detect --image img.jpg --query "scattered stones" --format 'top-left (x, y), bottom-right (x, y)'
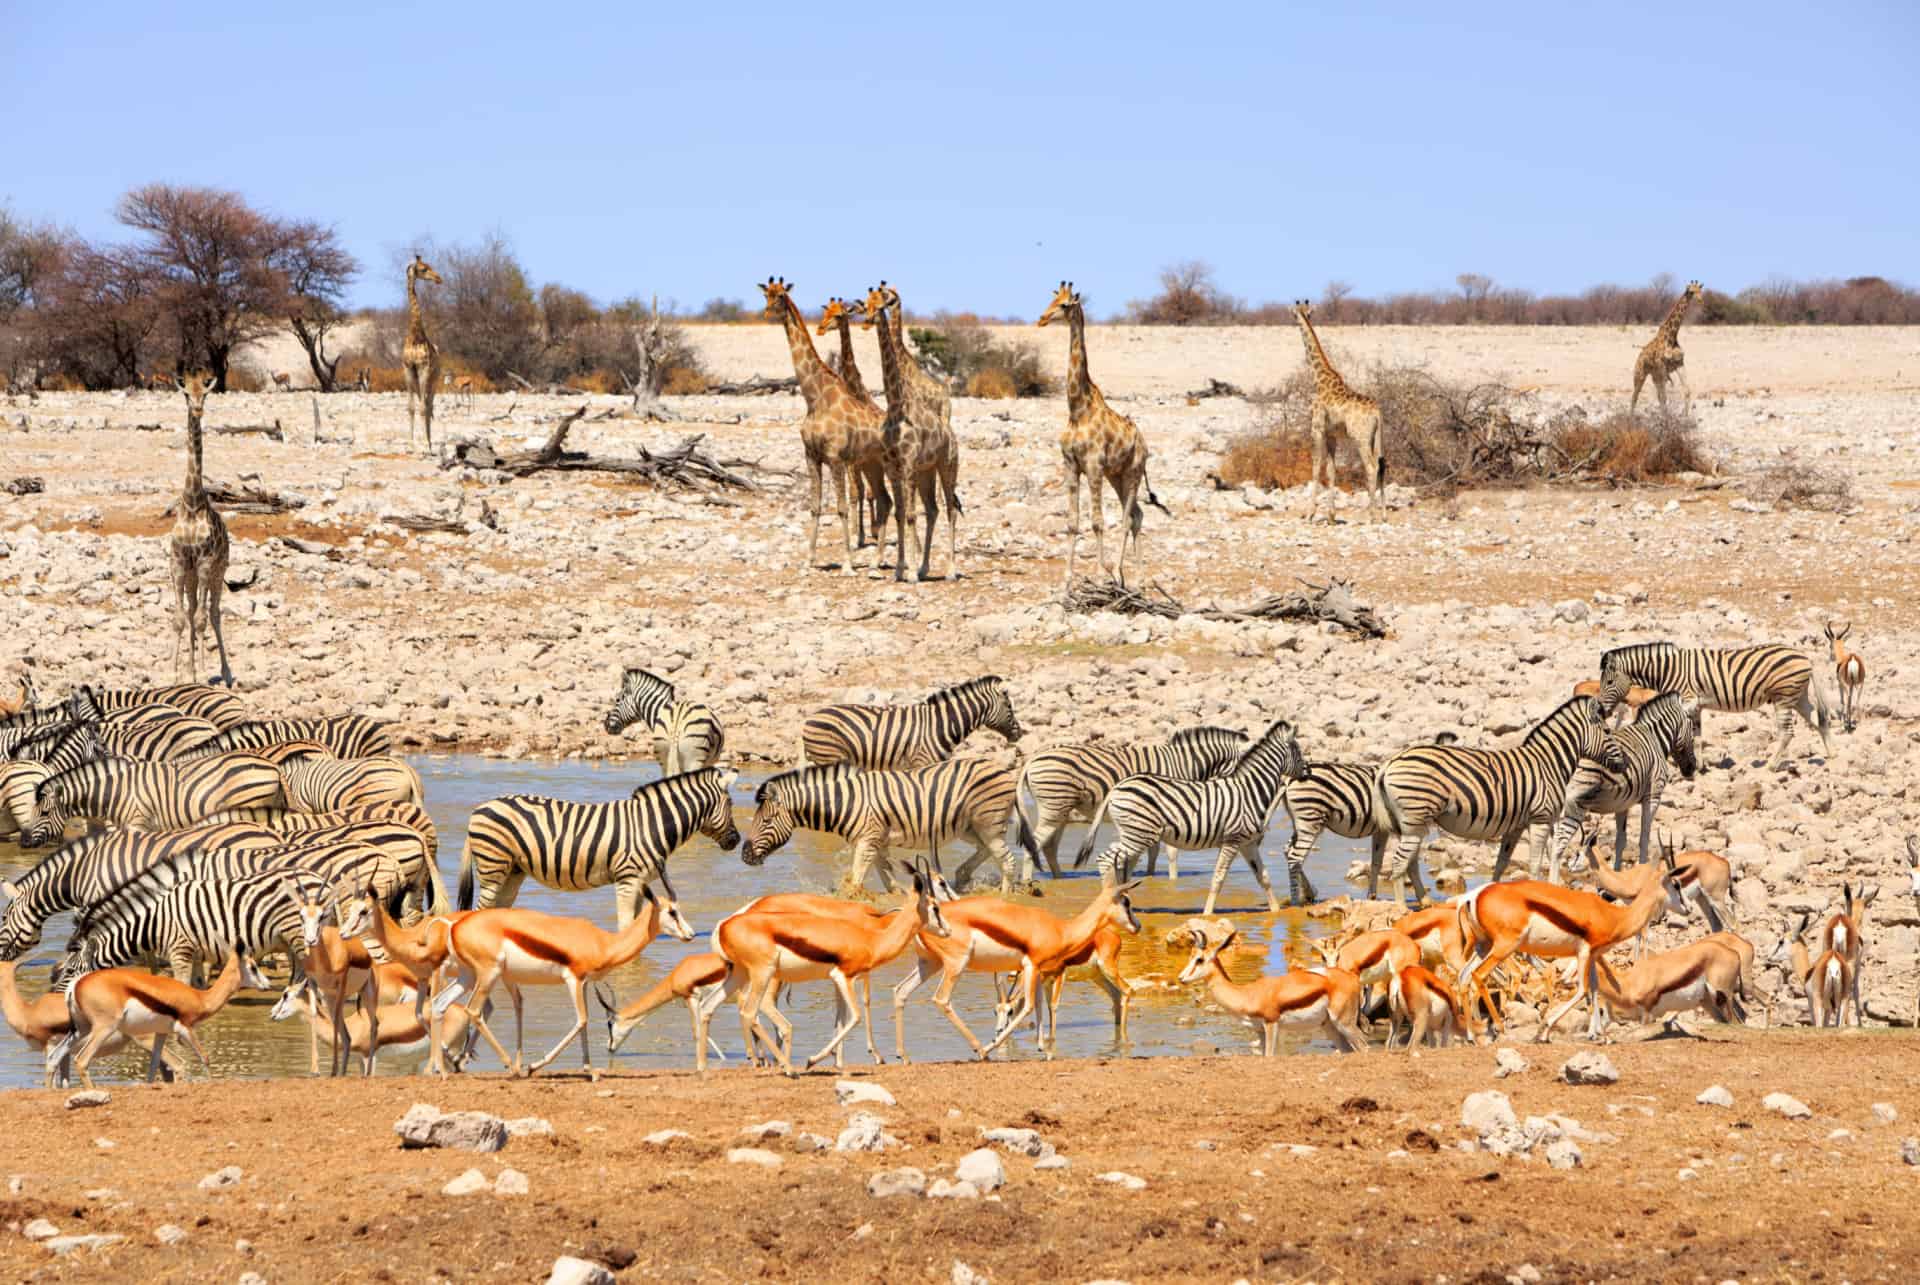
top-left (1697, 1085), bottom-right (1735, 1108)
top-left (1461, 1091), bottom-right (1519, 1136)
top-left (980, 1126), bottom-right (1051, 1157)
top-left (953, 1260), bottom-right (989, 1285)
top-left (791, 1132), bottom-right (833, 1153)
top-left (1763, 1093), bottom-right (1812, 1120)
top-left (1035, 1154), bottom-right (1071, 1171)
top-left (1096, 1171), bottom-right (1148, 1190)
top-left (63, 1090), bottom-right (110, 1110)
top-left (547, 1256), bottom-right (617, 1285)
top-left (394, 1104), bottom-right (509, 1153)
top-left (740, 1120), bottom-right (791, 1141)
top-left (155, 1224), bottom-right (188, 1246)
top-left (1493, 1048), bottom-right (1530, 1079)
top-left (495, 1168), bottom-right (530, 1195)
top-left (928, 1178), bottom-right (981, 1200)
top-left (1871, 1103), bottom-right (1898, 1126)
top-left (235, 1238), bottom-right (254, 1256)
top-left (1559, 1052), bottom-right (1619, 1085)
top-left (1544, 1139), bottom-right (1584, 1170)
top-left (835, 1080), bottom-right (896, 1108)
top-left (1509, 1265), bottom-right (1543, 1285)
top-left (442, 1168), bottom-right (491, 1196)
top-left (836, 1111), bottom-right (900, 1153)
top-left (238, 1273), bottom-right (268, 1285)
top-left (866, 1167), bottom-right (928, 1199)
top-left (726, 1148), bottom-right (783, 1169)
top-left (44, 1234), bottom-right (126, 1256)
top-left (504, 1117), bottom-right (555, 1138)
top-left (1677, 1167), bottom-right (1700, 1181)
top-left (198, 1165), bottom-right (244, 1190)
top-left (643, 1129), bottom-right (691, 1146)
top-left (954, 1148), bottom-right (1007, 1193)
top-left (22, 1219), bottom-right (58, 1242)
top-left (1900, 1137), bottom-right (1919, 1166)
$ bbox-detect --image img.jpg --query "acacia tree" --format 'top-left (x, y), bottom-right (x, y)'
top-left (32, 243), bottom-right (163, 388)
top-left (276, 219), bottom-right (358, 390)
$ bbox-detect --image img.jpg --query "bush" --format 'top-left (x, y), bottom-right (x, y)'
top-left (1126, 261), bottom-right (1239, 325)
top-left (966, 368), bottom-right (1019, 399)
top-left (1745, 461), bottom-right (1854, 511)
top-left (661, 365), bottom-right (708, 395)
top-left (907, 312), bottom-right (1053, 397)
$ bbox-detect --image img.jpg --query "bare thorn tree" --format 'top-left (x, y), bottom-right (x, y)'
top-left (277, 219), bottom-right (358, 391)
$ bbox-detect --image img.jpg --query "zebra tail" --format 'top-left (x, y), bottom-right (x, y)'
top-left (1369, 769), bottom-right (1406, 839)
top-left (1071, 795), bottom-right (1112, 870)
top-left (456, 839), bottom-right (476, 912)
top-left (1012, 805), bottom-right (1042, 873)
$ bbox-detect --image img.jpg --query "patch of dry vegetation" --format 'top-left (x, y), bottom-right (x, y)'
top-left (907, 313), bottom-right (1054, 397)
top-left (1745, 460), bottom-right (1855, 511)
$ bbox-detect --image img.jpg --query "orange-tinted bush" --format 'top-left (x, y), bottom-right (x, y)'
top-left (661, 365), bottom-right (708, 395)
top-left (966, 368), bottom-right (1018, 399)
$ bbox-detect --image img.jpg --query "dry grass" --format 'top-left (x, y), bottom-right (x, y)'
top-left (661, 365), bottom-right (708, 395)
top-left (966, 368), bottom-right (1019, 399)
top-left (1745, 460), bottom-right (1855, 511)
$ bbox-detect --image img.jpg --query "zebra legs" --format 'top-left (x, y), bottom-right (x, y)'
top-left (845, 837), bottom-right (898, 894)
top-left (1284, 819), bottom-right (1327, 906)
top-left (1382, 832), bottom-right (1430, 907)
top-left (1203, 839), bottom-right (1280, 916)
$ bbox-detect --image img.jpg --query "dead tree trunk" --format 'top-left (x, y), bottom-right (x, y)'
top-left (630, 295), bottom-right (682, 422)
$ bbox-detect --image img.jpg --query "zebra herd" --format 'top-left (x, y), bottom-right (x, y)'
top-left (0, 630), bottom-right (1846, 1083)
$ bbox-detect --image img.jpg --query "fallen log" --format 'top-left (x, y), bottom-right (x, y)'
top-left (163, 480), bottom-right (306, 516)
top-left (442, 412), bottom-right (779, 491)
top-left (5, 477), bottom-right (44, 496)
top-left (704, 374), bottom-right (798, 397)
top-left (1185, 378), bottom-right (1244, 400)
top-left (129, 421), bottom-right (286, 440)
top-left (1064, 575), bottom-right (1387, 638)
top-left (381, 512), bottom-right (469, 534)
top-left (278, 535), bottom-right (341, 559)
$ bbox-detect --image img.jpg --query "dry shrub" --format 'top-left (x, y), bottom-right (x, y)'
top-left (966, 368), bottom-right (1019, 399)
top-left (1745, 461), bottom-right (1854, 511)
top-left (223, 366), bottom-right (268, 393)
top-left (661, 365), bottom-right (707, 395)
top-left (1552, 412), bottom-right (1708, 482)
top-left (908, 314), bottom-right (1054, 397)
top-left (567, 368), bottom-right (622, 395)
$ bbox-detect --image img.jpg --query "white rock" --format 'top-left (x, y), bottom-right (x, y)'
top-left (1096, 1171), bottom-right (1147, 1190)
top-left (836, 1111), bottom-right (899, 1153)
top-left (546, 1255), bottom-right (617, 1285)
top-left (726, 1147), bottom-right (783, 1169)
top-left (504, 1117), bottom-right (554, 1138)
top-left (1035, 1154), bottom-right (1071, 1170)
top-left (1900, 1137), bottom-right (1919, 1166)
top-left (237, 1273), bottom-right (268, 1285)
top-left (1559, 1052), bottom-right (1619, 1085)
top-left (980, 1126), bottom-right (1049, 1157)
top-left (63, 1090), bottom-right (110, 1110)
top-left (494, 1168), bottom-right (529, 1195)
top-left (866, 1167), bottom-right (928, 1198)
top-left (835, 1080), bottom-right (896, 1107)
top-left (1697, 1085), bottom-right (1735, 1108)
top-left (1677, 1167), bottom-right (1699, 1181)
top-left (1461, 1090), bottom-right (1518, 1134)
top-left (928, 1178), bottom-right (980, 1200)
top-left (198, 1165), bottom-right (244, 1190)
top-left (155, 1223), bottom-right (188, 1246)
top-left (791, 1131), bottom-right (832, 1153)
top-left (741, 1120), bottom-right (791, 1140)
top-left (953, 1260), bottom-right (990, 1284)
top-left (22, 1218), bottom-right (59, 1241)
top-left (1492, 1048), bottom-right (1529, 1078)
top-left (44, 1234), bottom-right (125, 1255)
top-left (1512, 1265), bottom-right (1543, 1284)
top-left (394, 1103), bottom-right (508, 1153)
top-left (643, 1129), bottom-right (690, 1146)
top-left (1544, 1139), bottom-right (1583, 1170)
top-left (442, 1168), bottom-right (491, 1196)
top-left (1871, 1103), bottom-right (1898, 1125)
top-left (954, 1148), bottom-right (1006, 1193)
top-left (1763, 1092), bottom-right (1812, 1120)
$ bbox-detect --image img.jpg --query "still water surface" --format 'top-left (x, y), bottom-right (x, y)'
top-left (0, 756), bottom-right (1370, 1087)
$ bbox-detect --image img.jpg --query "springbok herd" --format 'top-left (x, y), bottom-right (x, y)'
top-left (0, 609), bottom-right (1898, 1086)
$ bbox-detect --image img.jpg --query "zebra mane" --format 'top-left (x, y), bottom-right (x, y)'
top-left (619, 667), bottom-right (673, 693)
top-left (754, 762), bottom-right (863, 803)
top-left (1522, 696), bottom-right (1601, 745)
top-left (1225, 719), bottom-right (1296, 773)
top-left (1599, 641), bottom-right (1677, 670)
top-left (1167, 725), bottom-right (1248, 748)
top-left (69, 851), bottom-right (196, 938)
top-left (925, 675), bottom-right (1006, 705)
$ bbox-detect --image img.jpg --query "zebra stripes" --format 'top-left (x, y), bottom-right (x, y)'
top-left (742, 757), bottom-right (1041, 893)
top-left (62, 862), bottom-right (309, 983)
top-left (1019, 725), bottom-right (1250, 876)
top-left (19, 752), bottom-right (288, 847)
top-left (279, 756), bottom-right (423, 813)
top-left (1074, 719), bottom-right (1308, 914)
top-left (458, 767), bottom-right (740, 926)
top-left (604, 669), bottom-right (726, 776)
top-left (198, 716), bottom-right (393, 759)
top-left (96, 716), bottom-right (220, 760)
top-left (1598, 641), bottom-right (1829, 766)
top-left (5, 721), bottom-right (103, 775)
top-left (1373, 696), bottom-right (1608, 906)
top-left (86, 683), bottom-right (251, 730)
top-left (1547, 692), bottom-right (1700, 878)
top-left (1280, 762), bottom-right (1388, 908)
top-left (801, 676), bottom-right (1023, 770)
top-left (0, 761), bottom-right (52, 839)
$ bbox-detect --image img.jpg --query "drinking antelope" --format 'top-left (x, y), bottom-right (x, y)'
top-left (64, 949), bottom-right (270, 1087)
top-left (1171, 918), bottom-right (1368, 1054)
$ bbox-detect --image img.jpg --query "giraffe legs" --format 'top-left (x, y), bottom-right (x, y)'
top-left (1357, 407), bottom-right (1386, 522)
top-left (832, 463), bottom-right (858, 576)
top-left (1630, 364), bottom-right (1647, 415)
top-left (421, 361), bottom-right (439, 452)
top-left (887, 458), bottom-right (912, 584)
top-left (1307, 405), bottom-right (1331, 520)
top-left (1062, 462), bottom-right (1083, 589)
top-left (171, 570), bottom-right (197, 685)
top-left (805, 456), bottom-right (826, 571)
top-left (1673, 362), bottom-right (1693, 416)
top-left (1113, 472), bottom-right (1141, 588)
top-left (404, 364), bottom-right (422, 447)
top-left (1087, 471), bottom-right (1109, 580)
top-left (200, 560), bottom-right (234, 687)
top-left (939, 458), bottom-right (961, 580)
top-left (914, 472), bottom-right (938, 581)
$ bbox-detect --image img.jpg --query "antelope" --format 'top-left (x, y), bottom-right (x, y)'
top-left (443, 372), bottom-right (474, 410)
top-left (893, 879), bottom-right (1143, 1061)
top-left (65, 949), bottom-right (270, 1087)
top-left (1772, 913), bottom-right (1850, 1028)
top-left (1318, 928), bottom-right (1420, 1045)
top-left (337, 880), bottom-right (459, 1073)
top-left (1825, 622), bottom-right (1865, 732)
top-left (1390, 964), bottom-right (1474, 1050)
top-left (706, 863), bottom-right (949, 1076)
top-left (1573, 831), bottom-right (1736, 947)
top-left (270, 974), bottom-right (479, 1067)
top-left (1456, 857), bottom-right (1679, 1041)
top-left (290, 878), bottom-right (379, 1077)
top-left (448, 885), bottom-right (695, 1079)
top-left (1818, 882), bottom-right (1874, 1026)
top-left (988, 919), bottom-right (1134, 1051)
top-left (1171, 918), bottom-right (1368, 1054)
top-left (0, 673), bottom-right (34, 717)
top-left (271, 371), bottom-right (292, 392)
top-left (597, 952), bottom-right (744, 1066)
top-left (4, 958), bottom-right (182, 1085)
top-left (1587, 936), bottom-right (1749, 1040)
top-left (1570, 679), bottom-right (1658, 724)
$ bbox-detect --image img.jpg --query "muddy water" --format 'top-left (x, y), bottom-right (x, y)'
top-left (0, 756), bottom-right (1371, 1088)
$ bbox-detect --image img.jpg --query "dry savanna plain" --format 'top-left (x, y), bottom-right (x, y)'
top-left (3, 323), bottom-right (1920, 1282)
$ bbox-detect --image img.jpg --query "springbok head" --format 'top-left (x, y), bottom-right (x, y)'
top-left (1173, 917), bottom-right (1239, 985)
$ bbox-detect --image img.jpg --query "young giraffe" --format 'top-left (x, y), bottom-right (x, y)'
top-left (169, 374), bottom-right (235, 687)
top-left (1037, 281), bottom-right (1162, 587)
top-left (814, 297), bottom-right (890, 548)
top-left (865, 282), bottom-right (962, 581)
top-left (401, 254), bottom-right (444, 450)
top-left (1631, 280), bottom-right (1703, 415)
top-left (1292, 300), bottom-right (1385, 522)
top-left (760, 277), bottom-right (892, 575)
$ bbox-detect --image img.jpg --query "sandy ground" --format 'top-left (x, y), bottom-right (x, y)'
top-left (3, 1033), bottom-right (1918, 1282)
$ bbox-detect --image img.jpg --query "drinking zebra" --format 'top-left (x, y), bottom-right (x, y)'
top-left (96, 715), bottom-right (221, 760)
top-left (195, 715), bottom-right (393, 759)
top-left (82, 683), bottom-right (250, 730)
top-left (0, 761), bottom-right (52, 840)
top-left (801, 676), bottom-right (1023, 770)
top-left (457, 767), bottom-right (740, 926)
top-left (603, 668), bottom-right (726, 776)
top-left (60, 864), bottom-right (312, 984)
top-left (5, 721), bottom-right (104, 775)
top-left (1018, 725), bottom-right (1249, 878)
top-left (1597, 641), bottom-right (1830, 768)
top-left (20, 753), bottom-right (288, 847)
top-left (1545, 692), bottom-right (1700, 879)
top-left (1372, 696), bottom-right (1609, 908)
top-left (278, 756), bottom-right (424, 813)
top-left (1072, 720), bottom-right (1309, 915)
top-left (742, 758), bottom-right (1041, 894)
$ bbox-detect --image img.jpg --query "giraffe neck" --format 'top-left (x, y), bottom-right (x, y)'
top-left (405, 273), bottom-right (429, 345)
top-left (1655, 293), bottom-right (1691, 344)
top-left (183, 404), bottom-right (206, 504)
top-left (833, 316), bottom-right (870, 402)
top-left (1296, 313), bottom-right (1339, 384)
top-left (872, 307), bottom-right (908, 411)
top-left (1064, 303), bottom-right (1093, 418)
top-left (777, 296), bottom-right (835, 412)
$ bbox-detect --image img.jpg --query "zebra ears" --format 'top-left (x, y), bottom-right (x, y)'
top-left (716, 767), bottom-right (739, 792)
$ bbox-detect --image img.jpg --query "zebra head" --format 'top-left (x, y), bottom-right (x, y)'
top-left (1668, 696), bottom-right (1702, 779)
top-left (19, 778), bottom-right (69, 848)
top-left (64, 686), bottom-right (102, 725)
top-left (741, 774), bottom-right (798, 866)
top-left (606, 668), bottom-right (675, 736)
top-left (1172, 917), bottom-right (1237, 986)
top-left (1594, 653), bottom-right (1631, 719)
top-left (698, 768), bottom-right (741, 852)
top-left (977, 677), bottom-right (1024, 744)
top-left (0, 889), bottom-right (41, 959)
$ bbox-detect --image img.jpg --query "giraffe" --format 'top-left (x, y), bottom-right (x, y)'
top-left (169, 373), bottom-right (234, 687)
top-left (864, 282), bottom-right (962, 580)
top-left (1631, 280), bottom-right (1704, 415)
top-left (1037, 281), bottom-right (1162, 587)
top-left (815, 297), bottom-right (890, 548)
top-left (760, 278), bottom-right (892, 575)
top-left (401, 254), bottom-right (444, 451)
top-left (1292, 299), bottom-right (1385, 522)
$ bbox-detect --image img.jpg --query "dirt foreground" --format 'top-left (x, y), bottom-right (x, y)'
top-left (3, 1033), bottom-right (1917, 1283)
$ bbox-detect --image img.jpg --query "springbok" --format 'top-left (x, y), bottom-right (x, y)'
top-left (988, 918), bottom-right (1135, 1052)
top-left (3, 958), bottom-right (181, 1085)
top-left (1825, 622), bottom-right (1865, 732)
top-left (1818, 882), bottom-right (1875, 1026)
top-left (1772, 913), bottom-right (1850, 1028)
top-left (1171, 918), bottom-right (1368, 1054)
top-left (290, 878), bottom-right (379, 1077)
top-left (271, 974), bottom-right (479, 1067)
top-left (65, 949), bottom-right (269, 1087)
top-left (337, 880), bottom-right (461, 1073)
top-left (1572, 831), bottom-right (1735, 949)
top-left (1588, 936), bottom-right (1749, 1039)
top-left (1389, 964), bottom-right (1473, 1050)
top-left (271, 371), bottom-right (292, 392)
top-left (447, 884), bottom-right (695, 1078)
top-left (1321, 928), bottom-right (1420, 1045)
top-left (597, 952), bottom-right (742, 1065)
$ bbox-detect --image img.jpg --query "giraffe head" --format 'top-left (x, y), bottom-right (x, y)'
top-left (1291, 298), bottom-right (1314, 325)
top-left (814, 297), bottom-right (854, 336)
top-left (859, 282), bottom-right (901, 330)
top-left (181, 371), bottom-right (215, 413)
top-left (407, 255), bottom-right (443, 287)
top-left (759, 276), bottom-right (796, 321)
top-left (1684, 280), bottom-right (1704, 302)
top-left (1036, 281), bottom-right (1080, 327)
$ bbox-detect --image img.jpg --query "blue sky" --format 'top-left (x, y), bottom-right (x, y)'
top-left (5, 2), bottom-right (1916, 315)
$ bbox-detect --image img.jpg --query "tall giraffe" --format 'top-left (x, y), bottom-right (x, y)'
top-left (1037, 281), bottom-right (1161, 587)
top-left (169, 373), bottom-right (234, 686)
top-left (760, 278), bottom-right (891, 575)
top-left (865, 282), bottom-right (962, 580)
top-left (1292, 300), bottom-right (1385, 523)
top-left (1631, 279), bottom-right (1703, 415)
top-left (815, 297), bottom-right (890, 548)
top-left (402, 254), bottom-right (444, 451)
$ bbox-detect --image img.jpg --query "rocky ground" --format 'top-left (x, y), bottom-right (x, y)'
top-left (3, 1034), bottom-right (1917, 1282)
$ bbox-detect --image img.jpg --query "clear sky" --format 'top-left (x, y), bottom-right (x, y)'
top-left (6, 1), bottom-right (1916, 315)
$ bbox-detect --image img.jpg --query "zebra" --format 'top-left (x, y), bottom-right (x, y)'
top-left (205, 800), bottom-right (439, 862)
top-left (0, 823), bottom-right (288, 960)
top-left (96, 715), bottom-right (221, 760)
top-left (1597, 641), bottom-right (1831, 768)
top-left (1018, 725), bottom-right (1250, 878)
top-left (59, 863), bottom-right (312, 984)
top-left (458, 767), bottom-right (740, 927)
top-left (742, 758), bottom-right (1042, 894)
top-left (6, 720), bottom-right (104, 775)
top-left (83, 683), bottom-right (250, 730)
top-left (19, 752), bottom-right (288, 847)
top-left (800, 675), bottom-right (1024, 770)
top-left (0, 689), bottom-right (97, 743)
top-left (279, 756), bottom-right (423, 813)
top-left (603, 668), bottom-right (727, 776)
top-left (1072, 719), bottom-right (1309, 915)
top-left (0, 761), bottom-right (52, 840)
top-left (195, 715), bottom-right (393, 759)
top-left (1279, 734), bottom-right (1462, 908)
top-left (1545, 692), bottom-right (1700, 880)
top-left (181, 738), bottom-right (333, 767)
top-left (1372, 696), bottom-right (1609, 908)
